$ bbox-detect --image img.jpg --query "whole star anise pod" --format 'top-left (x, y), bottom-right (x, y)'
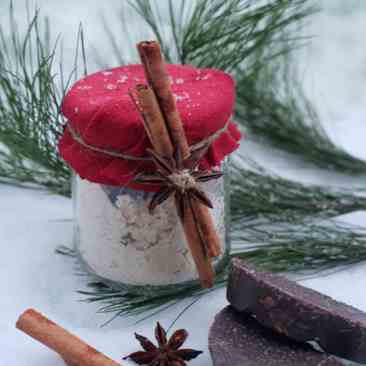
top-left (134, 146), bottom-right (223, 218)
top-left (123, 322), bottom-right (203, 366)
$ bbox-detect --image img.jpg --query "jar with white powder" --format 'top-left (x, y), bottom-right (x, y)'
top-left (73, 160), bottom-right (231, 291)
top-left (59, 63), bottom-right (241, 292)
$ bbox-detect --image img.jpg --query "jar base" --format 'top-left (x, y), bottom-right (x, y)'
top-left (75, 247), bottom-right (231, 296)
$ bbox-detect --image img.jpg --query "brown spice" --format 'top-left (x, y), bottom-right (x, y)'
top-left (190, 199), bottom-right (222, 258)
top-left (137, 41), bottom-right (190, 159)
top-left (130, 85), bottom-right (174, 159)
top-left (124, 322), bottom-right (203, 366)
top-left (16, 309), bottom-right (121, 366)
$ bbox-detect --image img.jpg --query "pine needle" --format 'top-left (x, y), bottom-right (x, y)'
top-left (230, 157), bottom-right (366, 224)
top-left (60, 218), bottom-right (366, 319)
top-left (233, 221), bottom-right (366, 273)
top-left (235, 55), bottom-right (366, 174)
top-left (0, 3), bottom-right (78, 195)
top-left (118, 0), bottom-right (315, 69)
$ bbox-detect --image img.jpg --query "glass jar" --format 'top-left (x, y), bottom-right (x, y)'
top-left (73, 160), bottom-right (231, 292)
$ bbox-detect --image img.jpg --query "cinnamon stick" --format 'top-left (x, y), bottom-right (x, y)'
top-left (134, 85), bottom-right (215, 288)
top-left (16, 309), bottom-right (121, 366)
top-left (137, 41), bottom-right (190, 159)
top-left (138, 40), bottom-right (222, 260)
top-left (132, 85), bottom-right (174, 159)
top-left (192, 201), bottom-right (222, 258)
top-left (184, 199), bottom-right (215, 288)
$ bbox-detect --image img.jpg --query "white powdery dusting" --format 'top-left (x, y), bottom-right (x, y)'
top-left (174, 91), bottom-right (190, 102)
top-left (116, 75), bottom-right (128, 83)
top-left (77, 85), bottom-right (93, 90)
top-left (105, 83), bottom-right (117, 90)
top-left (196, 73), bottom-right (211, 81)
top-left (75, 177), bottom-right (227, 286)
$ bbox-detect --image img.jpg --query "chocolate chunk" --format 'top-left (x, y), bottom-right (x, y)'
top-left (227, 258), bottom-right (366, 363)
top-left (209, 306), bottom-right (343, 366)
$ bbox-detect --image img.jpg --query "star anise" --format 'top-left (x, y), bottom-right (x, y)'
top-left (123, 322), bottom-right (203, 366)
top-left (134, 145), bottom-right (223, 219)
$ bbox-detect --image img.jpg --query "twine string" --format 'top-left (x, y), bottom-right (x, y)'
top-left (66, 119), bottom-right (231, 162)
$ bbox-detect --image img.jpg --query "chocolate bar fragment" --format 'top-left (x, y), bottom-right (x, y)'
top-left (209, 306), bottom-right (342, 366)
top-left (227, 258), bottom-right (366, 363)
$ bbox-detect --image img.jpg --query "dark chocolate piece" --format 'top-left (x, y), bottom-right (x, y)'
top-left (227, 258), bottom-right (366, 363)
top-left (209, 306), bottom-right (343, 366)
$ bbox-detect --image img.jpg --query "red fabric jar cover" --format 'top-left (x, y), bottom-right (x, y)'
top-left (59, 64), bottom-right (241, 191)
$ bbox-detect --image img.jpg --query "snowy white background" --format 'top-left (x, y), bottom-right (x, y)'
top-left (1, 1), bottom-right (366, 365)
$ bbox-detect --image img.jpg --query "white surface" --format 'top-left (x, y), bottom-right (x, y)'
top-left (1, 1), bottom-right (366, 365)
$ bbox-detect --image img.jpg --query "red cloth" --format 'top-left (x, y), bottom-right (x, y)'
top-left (59, 64), bottom-right (241, 190)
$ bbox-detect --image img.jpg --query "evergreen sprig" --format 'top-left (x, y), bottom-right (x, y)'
top-left (235, 58), bottom-right (366, 174)
top-left (59, 218), bottom-right (366, 320)
top-left (230, 158), bottom-right (366, 224)
top-left (233, 221), bottom-right (366, 273)
top-left (107, 0), bottom-right (314, 69)
top-left (0, 4), bottom-right (75, 195)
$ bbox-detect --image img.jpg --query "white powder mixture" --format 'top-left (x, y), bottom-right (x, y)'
top-left (74, 176), bottom-right (228, 287)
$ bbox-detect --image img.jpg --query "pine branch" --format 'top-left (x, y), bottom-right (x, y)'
top-left (230, 157), bottom-right (366, 224)
top-left (233, 221), bottom-right (366, 273)
top-left (235, 56), bottom-right (366, 174)
top-left (119, 0), bottom-right (315, 69)
top-left (79, 275), bottom-right (227, 322)
top-left (57, 246), bottom-right (227, 321)
top-left (0, 3), bottom-right (75, 195)
top-left (61, 219), bottom-right (366, 320)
